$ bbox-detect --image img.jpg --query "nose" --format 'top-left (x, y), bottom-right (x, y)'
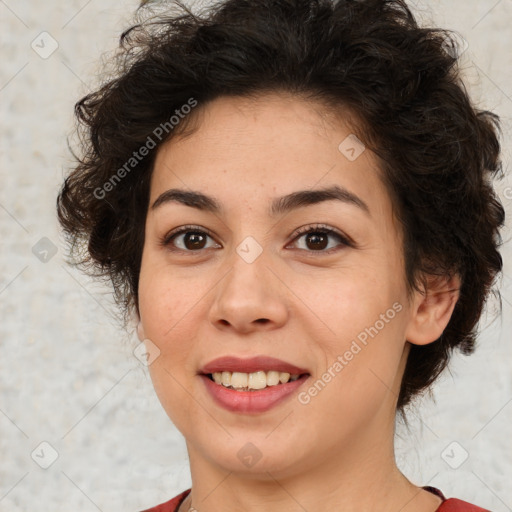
top-left (208, 250), bottom-right (289, 334)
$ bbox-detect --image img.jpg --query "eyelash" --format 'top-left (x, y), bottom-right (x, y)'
top-left (160, 223), bottom-right (354, 255)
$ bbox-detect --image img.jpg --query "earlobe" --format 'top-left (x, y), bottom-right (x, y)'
top-left (405, 273), bottom-right (461, 346)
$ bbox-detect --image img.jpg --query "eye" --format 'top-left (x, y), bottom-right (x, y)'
top-left (287, 224), bottom-right (353, 253)
top-left (161, 223), bottom-right (353, 254)
top-left (161, 225), bottom-right (220, 252)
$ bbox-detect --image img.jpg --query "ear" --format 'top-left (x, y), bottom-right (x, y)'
top-left (405, 273), bottom-right (461, 346)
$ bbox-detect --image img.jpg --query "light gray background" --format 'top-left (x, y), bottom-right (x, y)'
top-left (1, 1), bottom-right (511, 510)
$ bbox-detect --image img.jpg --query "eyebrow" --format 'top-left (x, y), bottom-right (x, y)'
top-left (151, 185), bottom-right (370, 217)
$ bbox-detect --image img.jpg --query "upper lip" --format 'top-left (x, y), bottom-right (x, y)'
top-left (199, 356), bottom-right (310, 375)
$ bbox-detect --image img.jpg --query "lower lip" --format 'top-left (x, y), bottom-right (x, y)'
top-left (200, 374), bottom-right (310, 413)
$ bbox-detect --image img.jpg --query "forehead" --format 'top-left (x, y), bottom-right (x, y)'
top-left (150, 93), bottom-right (390, 219)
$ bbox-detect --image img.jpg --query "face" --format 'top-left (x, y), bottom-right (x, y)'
top-left (138, 93), bottom-right (417, 478)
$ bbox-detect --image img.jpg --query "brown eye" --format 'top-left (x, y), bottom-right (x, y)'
top-left (289, 224), bottom-right (353, 253)
top-left (162, 226), bottom-right (220, 252)
top-left (181, 232), bottom-right (208, 250)
top-left (303, 232), bottom-right (329, 251)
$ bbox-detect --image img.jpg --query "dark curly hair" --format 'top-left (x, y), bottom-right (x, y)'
top-left (56, 0), bottom-right (505, 411)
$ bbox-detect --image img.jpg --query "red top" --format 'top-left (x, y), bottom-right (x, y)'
top-left (140, 487), bottom-right (491, 512)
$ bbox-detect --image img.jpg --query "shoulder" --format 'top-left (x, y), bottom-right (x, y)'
top-left (437, 497), bottom-right (491, 512)
top-left (424, 486), bottom-right (490, 512)
top-left (140, 489), bottom-right (191, 512)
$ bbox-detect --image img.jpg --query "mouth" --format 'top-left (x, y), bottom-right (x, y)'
top-left (202, 370), bottom-right (310, 392)
top-left (199, 355), bottom-right (311, 391)
top-left (198, 355), bottom-right (311, 412)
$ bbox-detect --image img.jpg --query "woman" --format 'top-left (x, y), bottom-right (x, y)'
top-left (56, 0), bottom-right (505, 510)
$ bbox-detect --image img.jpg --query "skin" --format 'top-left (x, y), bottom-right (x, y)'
top-left (137, 92), bottom-right (460, 512)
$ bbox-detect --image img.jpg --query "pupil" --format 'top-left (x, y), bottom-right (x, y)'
top-left (307, 232), bottom-right (327, 250)
top-left (185, 232), bottom-right (205, 250)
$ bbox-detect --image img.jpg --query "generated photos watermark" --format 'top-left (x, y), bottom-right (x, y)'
top-left (297, 301), bottom-right (403, 405)
top-left (93, 97), bottom-right (198, 200)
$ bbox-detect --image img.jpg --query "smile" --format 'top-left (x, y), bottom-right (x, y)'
top-left (208, 370), bottom-right (303, 391)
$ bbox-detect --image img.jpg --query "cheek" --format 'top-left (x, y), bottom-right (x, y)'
top-left (138, 266), bottom-right (201, 429)
top-left (293, 260), bottom-right (403, 341)
top-left (292, 263), bottom-right (408, 401)
top-left (138, 257), bottom-right (199, 384)
top-left (298, 311), bottom-right (407, 432)
top-left (138, 252), bottom-right (198, 340)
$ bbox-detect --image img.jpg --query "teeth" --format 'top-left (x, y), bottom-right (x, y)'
top-left (210, 370), bottom-right (302, 390)
top-left (231, 372), bottom-right (248, 389)
top-left (248, 371), bottom-right (266, 390)
top-left (279, 372), bottom-right (290, 383)
top-left (221, 371), bottom-right (231, 387)
top-left (266, 370), bottom-right (280, 386)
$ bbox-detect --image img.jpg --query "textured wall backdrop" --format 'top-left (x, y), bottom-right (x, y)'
top-left (1, 1), bottom-right (511, 511)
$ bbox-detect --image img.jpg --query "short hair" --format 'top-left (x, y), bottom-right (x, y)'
top-left (56, 0), bottom-right (505, 411)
